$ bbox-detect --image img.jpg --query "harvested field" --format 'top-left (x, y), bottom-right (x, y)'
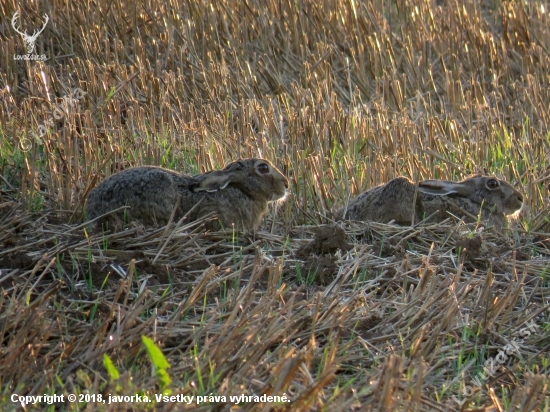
top-left (1, 0), bottom-right (549, 410)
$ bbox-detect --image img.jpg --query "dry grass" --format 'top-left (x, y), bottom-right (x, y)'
top-left (0, 0), bottom-right (549, 410)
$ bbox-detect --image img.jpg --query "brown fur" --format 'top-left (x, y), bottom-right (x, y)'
top-left (338, 175), bottom-right (524, 230)
top-left (85, 158), bottom-right (289, 230)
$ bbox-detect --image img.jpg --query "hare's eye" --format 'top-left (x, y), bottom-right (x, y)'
top-left (487, 179), bottom-right (499, 189)
top-left (257, 163), bottom-right (270, 174)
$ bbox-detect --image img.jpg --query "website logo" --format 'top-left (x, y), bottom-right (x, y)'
top-left (12, 11), bottom-right (48, 61)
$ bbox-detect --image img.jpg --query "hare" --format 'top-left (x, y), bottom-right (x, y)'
top-left (338, 175), bottom-right (523, 230)
top-left (85, 158), bottom-right (289, 230)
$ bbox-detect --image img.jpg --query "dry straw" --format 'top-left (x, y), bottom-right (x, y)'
top-left (1, 0), bottom-right (549, 410)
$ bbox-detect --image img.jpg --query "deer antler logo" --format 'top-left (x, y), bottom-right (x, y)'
top-left (12, 11), bottom-right (49, 55)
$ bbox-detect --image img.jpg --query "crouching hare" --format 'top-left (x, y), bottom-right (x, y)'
top-left (85, 158), bottom-right (289, 230)
top-left (338, 175), bottom-right (523, 230)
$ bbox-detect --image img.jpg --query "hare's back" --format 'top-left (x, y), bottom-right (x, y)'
top-left (343, 177), bottom-right (420, 224)
top-left (86, 166), bottom-right (189, 221)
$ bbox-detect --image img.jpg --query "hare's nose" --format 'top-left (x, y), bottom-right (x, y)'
top-left (284, 179), bottom-right (289, 189)
top-left (517, 193), bottom-right (524, 203)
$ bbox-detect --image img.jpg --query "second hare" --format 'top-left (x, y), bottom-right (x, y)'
top-left (85, 158), bottom-right (289, 230)
top-left (339, 175), bottom-right (523, 230)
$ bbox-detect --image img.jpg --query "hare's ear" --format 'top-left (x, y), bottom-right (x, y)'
top-left (192, 173), bottom-right (232, 193)
top-left (418, 180), bottom-right (471, 196)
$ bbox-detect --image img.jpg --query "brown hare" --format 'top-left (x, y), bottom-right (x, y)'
top-left (338, 175), bottom-right (523, 230)
top-left (85, 158), bottom-right (289, 230)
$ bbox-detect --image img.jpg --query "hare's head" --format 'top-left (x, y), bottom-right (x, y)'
top-left (418, 175), bottom-right (524, 217)
top-left (191, 158), bottom-right (289, 202)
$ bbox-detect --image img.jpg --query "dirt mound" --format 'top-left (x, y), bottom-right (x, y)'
top-left (296, 224), bottom-right (352, 257)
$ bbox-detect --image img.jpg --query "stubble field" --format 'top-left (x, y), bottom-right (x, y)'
top-left (0, 0), bottom-right (550, 410)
